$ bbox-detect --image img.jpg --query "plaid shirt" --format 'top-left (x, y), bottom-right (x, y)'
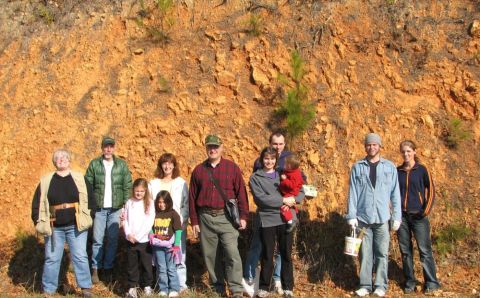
top-left (189, 158), bottom-right (249, 225)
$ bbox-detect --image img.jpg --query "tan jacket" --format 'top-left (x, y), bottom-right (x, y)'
top-left (35, 171), bottom-right (92, 236)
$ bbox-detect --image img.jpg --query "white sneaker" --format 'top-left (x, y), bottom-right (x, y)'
top-left (355, 288), bottom-right (370, 297)
top-left (257, 289), bottom-right (269, 297)
top-left (143, 286), bottom-right (153, 296)
top-left (158, 291), bottom-right (168, 297)
top-left (168, 291), bottom-right (179, 298)
top-left (373, 288), bottom-right (385, 297)
top-left (284, 290), bottom-right (294, 298)
top-left (126, 288), bottom-right (138, 298)
top-left (242, 278), bottom-right (255, 298)
top-left (274, 280), bottom-right (284, 295)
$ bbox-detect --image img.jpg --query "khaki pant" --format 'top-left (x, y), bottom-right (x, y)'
top-left (199, 212), bottom-right (243, 294)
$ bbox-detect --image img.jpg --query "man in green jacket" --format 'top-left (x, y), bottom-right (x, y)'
top-left (86, 136), bottom-right (132, 283)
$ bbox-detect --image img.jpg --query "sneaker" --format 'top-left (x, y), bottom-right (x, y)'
top-left (355, 288), bottom-right (370, 297)
top-left (424, 286), bottom-right (441, 295)
top-left (242, 278), bottom-right (255, 298)
top-left (285, 220), bottom-right (297, 233)
top-left (284, 290), bottom-right (294, 298)
top-left (144, 286), bottom-right (153, 296)
top-left (158, 291), bottom-right (168, 297)
top-left (126, 287), bottom-right (138, 298)
top-left (373, 288), bottom-right (385, 297)
top-left (274, 280), bottom-right (284, 295)
top-left (168, 291), bottom-right (179, 298)
top-left (257, 289), bottom-right (270, 297)
top-left (91, 269), bottom-right (100, 284)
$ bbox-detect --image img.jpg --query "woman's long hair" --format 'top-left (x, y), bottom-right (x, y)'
top-left (154, 153), bottom-right (180, 179)
top-left (155, 190), bottom-right (174, 213)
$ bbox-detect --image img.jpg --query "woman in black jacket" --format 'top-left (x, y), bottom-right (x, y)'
top-left (396, 140), bottom-right (441, 294)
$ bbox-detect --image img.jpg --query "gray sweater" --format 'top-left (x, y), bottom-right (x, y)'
top-left (249, 169), bottom-right (305, 228)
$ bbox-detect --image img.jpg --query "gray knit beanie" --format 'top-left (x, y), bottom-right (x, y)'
top-left (364, 133), bottom-right (382, 146)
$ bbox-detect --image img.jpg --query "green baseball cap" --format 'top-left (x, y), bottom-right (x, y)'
top-left (205, 134), bottom-right (222, 146)
top-left (101, 136), bottom-right (115, 147)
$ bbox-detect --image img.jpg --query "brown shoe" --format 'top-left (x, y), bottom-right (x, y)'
top-left (91, 268), bottom-right (100, 284)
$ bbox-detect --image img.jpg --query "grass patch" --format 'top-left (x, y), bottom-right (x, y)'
top-left (445, 118), bottom-right (471, 149)
top-left (434, 223), bottom-right (472, 256)
top-left (36, 4), bottom-right (55, 25)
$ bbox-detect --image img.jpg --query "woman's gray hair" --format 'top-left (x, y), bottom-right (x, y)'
top-left (52, 149), bottom-right (71, 166)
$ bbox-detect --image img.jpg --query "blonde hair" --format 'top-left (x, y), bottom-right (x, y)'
top-left (285, 154), bottom-right (301, 170)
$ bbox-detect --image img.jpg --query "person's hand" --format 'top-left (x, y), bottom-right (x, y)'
top-left (391, 220), bottom-right (401, 231)
top-left (169, 246), bottom-right (182, 265)
top-left (347, 218), bottom-right (358, 228)
top-left (282, 196), bottom-right (295, 207)
top-left (238, 219), bottom-right (247, 230)
top-left (127, 234), bottom-right (136, 244)
top-left (192, 225), bottom-right (200, 239)
top-left (280, 174), bottom-right (287, 180)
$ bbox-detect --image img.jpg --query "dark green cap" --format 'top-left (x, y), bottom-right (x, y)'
top-left (205, 134), bottom-right (222, 146)
top-left (101, 136), bottom-right (115, 147)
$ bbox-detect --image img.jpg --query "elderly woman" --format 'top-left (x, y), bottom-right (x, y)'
top-left (149, 153), bottom-right (189, 292)
top-left (31, 149), bottom-right (95, 297)
top-left (249, 147), bottom-right (305, 298)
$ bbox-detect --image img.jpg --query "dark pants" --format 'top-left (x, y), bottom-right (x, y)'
top-left (126, 242), bottom-right (153, 288)
top-left (259, 224), bottom-right (293, 291)
top-left (397, 214), bottom-right (440, 290)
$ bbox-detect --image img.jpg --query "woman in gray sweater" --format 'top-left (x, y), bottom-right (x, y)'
top-left (249, 147), bottom-right (305, 298)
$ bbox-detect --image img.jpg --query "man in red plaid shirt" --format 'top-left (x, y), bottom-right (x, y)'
top-left (189, 134), bottom-right (249, 298)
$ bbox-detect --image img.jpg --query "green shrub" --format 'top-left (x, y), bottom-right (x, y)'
top-left (445, 118), bottom-right (471, 149)
top-left (434, 223), bottom-right (472, 256)
top-left (135, 0), bottom-right (175, 44)
top-left (37, 4), bottom-right (54, 25)
top-left (275, 50), bottom-right (316, 148)
top-left (246, 13), bottom-right (264, 36)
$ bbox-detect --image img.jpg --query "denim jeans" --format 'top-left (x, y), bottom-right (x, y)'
top-left (42, 225), bottom-right (92, 294)
top-left (92, 208), bottom-right (121, 270)
top-left (177, 229), bottom-right (187, 290)
top-left (154, 246), bottom-right (180, 293)
top-left (244, 223), bottom-right (281, 282)
top-left (358, 221), bottom-right (390, 292)
top-left (397, 214), bottom-right (440, 290)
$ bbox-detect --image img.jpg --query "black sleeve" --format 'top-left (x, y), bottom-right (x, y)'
top-left (84, 177), bottom-right (96, 210)
top-left (31, 184), bottom-right (41, 225)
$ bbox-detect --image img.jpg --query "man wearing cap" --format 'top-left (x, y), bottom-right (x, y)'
top-left (189, 135), bottom-right (249, 298)
top-left (345, 133), bottom-right (401, 297)
top-left (86, 136), bottom-right (132, 283)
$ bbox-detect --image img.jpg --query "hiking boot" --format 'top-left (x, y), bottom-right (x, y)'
top-left (91, 269), bottom-right (100, 284)
top-left (81, 288), bottom-right (94, 297)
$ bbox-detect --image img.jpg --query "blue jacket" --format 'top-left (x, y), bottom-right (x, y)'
top-left (346, 157), bottom-right (402, 224)
top-left (397, 162), bottom-right (435, 216)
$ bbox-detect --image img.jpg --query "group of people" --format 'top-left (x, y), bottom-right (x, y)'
top-left (31, 131), bottom-right (440, 298)
top-left (346, 133), bottom-right (441, 297)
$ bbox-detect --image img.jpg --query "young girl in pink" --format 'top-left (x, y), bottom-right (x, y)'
top-left (123, 178), bottom-right (155, 298)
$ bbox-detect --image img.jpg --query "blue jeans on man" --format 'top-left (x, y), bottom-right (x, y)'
top-left (358, 221), bottom-right (390, 292)
top-left (92, 208), bottom-right (121, 270)
top-left (42, 225), bottom-right (92, 294)
top-left (244, 222), bottom-right (281, 283)
top-left (397, 214), bottom-right (440, 291)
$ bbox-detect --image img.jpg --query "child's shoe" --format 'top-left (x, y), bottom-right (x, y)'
top-left (126, 288), bottom-right (138, 298)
